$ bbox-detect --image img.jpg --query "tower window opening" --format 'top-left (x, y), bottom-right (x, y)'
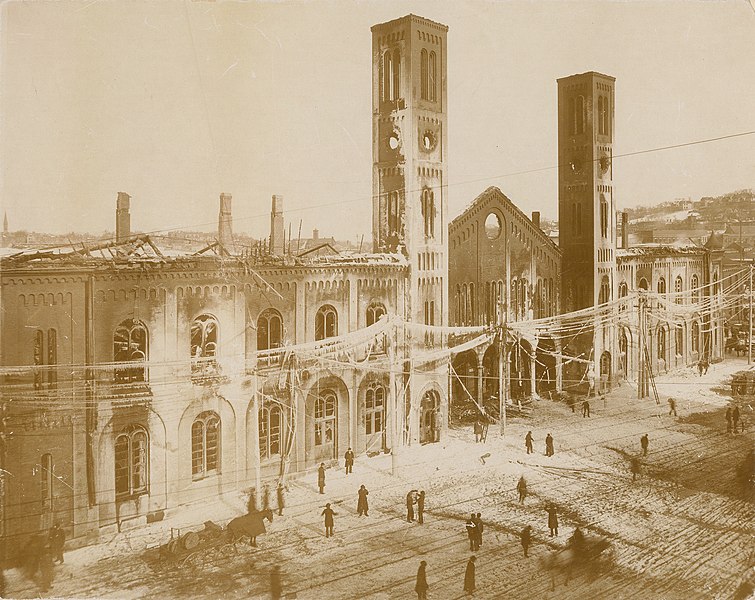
top-left (421, 188), bottom-right (435, 239)
top-left (420, 49), bottom-right (428, 100)
top-left (429, 51), bottom-right (437, 101)
top-left (600, 194), bottom-right (608, 239)
top-left (392, 48), bottom-right (401, 100)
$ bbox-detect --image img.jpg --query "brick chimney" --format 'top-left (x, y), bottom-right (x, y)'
top-left (313, 228), bottom-right (319, 241)
top-left (218, 193), bottom-right (233, 247)
top-left (270, 195), bottom-right (284, 255)
top-left (531, 211), bottom-right (541, 229)
top-left (621, 212), bottom-right (629, 249)
top-left (116, 192), bottom-right (131, 242)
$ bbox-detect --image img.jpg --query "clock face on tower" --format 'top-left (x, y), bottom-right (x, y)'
top-left (599, 153), bottom-right (610, 175)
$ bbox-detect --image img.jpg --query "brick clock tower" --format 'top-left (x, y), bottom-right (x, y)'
top-left (557, 71), bottom-right (618, 389)
top-left (371, 14), bottom-right (449, 445)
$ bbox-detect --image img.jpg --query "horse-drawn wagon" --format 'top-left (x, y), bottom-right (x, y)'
top-left (541, 530), bottom-right (613, 590)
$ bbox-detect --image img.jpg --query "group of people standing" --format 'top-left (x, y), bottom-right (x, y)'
top-left (524, 430), bottom-right (555, 456)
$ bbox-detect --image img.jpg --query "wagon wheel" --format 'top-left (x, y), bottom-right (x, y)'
top-left (179, 549), bottom-right (205, 569)
top-left (218, 542), bottom-right (238, 559)
top-left (167, 539), bottom-right (181, 555)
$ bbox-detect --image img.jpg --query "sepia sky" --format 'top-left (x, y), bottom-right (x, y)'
top-left (1, 0), bottom-right (754, 240)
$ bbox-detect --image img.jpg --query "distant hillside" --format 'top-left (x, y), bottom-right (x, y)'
top-left (626, 189), bottom-right (754, 230)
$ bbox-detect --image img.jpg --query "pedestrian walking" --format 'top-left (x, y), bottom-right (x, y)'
top-left (702, 357), bottom-right (710, 375)
top-left (262, 483), bottom-right (271, 511)
top-left (525, 431), bottom-right (534, 454)
top-left (463, 556), bottom-right (476, 595)
top-left (547, 505), bottom-right (558, 537)
top-left (276, 482), bottom-right (285, 516)
top-left (668, 397), bottom-right (677, 417)
top-left (640, 434), bottom-right (649, 456)
top-left (406, 490), bottom-right (417, 522)
top-left (415, 560), bottom-right (429, 600)
top-left (318, 463), bottom-right (326, 494)
top-left (417, 491), bottom-right (425, 524)
top-left (631, 456), bottom-right (641, 481)
top-left (726, 407), bottom-right (733, 433)
top-left (545, 433), bottom-right (554, 457)
top-left (48, 522), bottom-right (66, 565)
top-left (321, 503), bottom-right (337, 538)
top-left (582, 399), bottom-right (591, 418)
top-left (733, 406), bottom-right (741, 433)
top-left (345, 447), bottom-right (355, 474)
top-left (517, 475), bottom-right (527, 504)
top-left (247, 489), bottom-right (258, 513)
top-left (357, 485), bottom-right (369, 516)
top-left (569, 527), bottom-right (585, 559)
top-left (474, 419), bottom-right (483, 443)
top-left (270, 565), bottom-right (282, 600)
top-left (38, 545), bottom-right (54, 593)
top-left (697, 360), bottom-right (704, 376)
top-left (465, 514), bottom-right (478, 551)
top-left (474, 513), bottom-right (484, 548)
top-left (520, 525), bottom-right (532, 557)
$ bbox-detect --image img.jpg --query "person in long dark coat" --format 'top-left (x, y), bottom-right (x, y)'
top-left (357, 485), bottom-right (369, 516)
top-left (466, 514), bottom-right (478, 551)
top-left (463, 556), bottom-right (476, 595)
top-left (545, 433), bottom-right (554, 457)
top-left (415, 560), bottom-right (429, 600)
top-left (276, 482), bottom-right (285, 516)
top-left (318, 463), bottom-right (326, 494)
top-left (520, 525), bottom-right (532, 557)
top-left (48, 522), bottom-right (66, 565)
top-left (640, 434), bottom-right (649, 456)
top-left (321, 503), bottom-right (337, 538)
top-left (417, 491), bottom-right (425, 524)
top-left (547, 506), bottom-right (558, 536)
top-left (406, 491), bottom-right (416, 522)
top-left (733, 406), bottom-right (741, 433)
top-left (631, 456), bottom-right (641, 481)
top-left (726, 407), bottom-right (733, 433)
top-left (344, 448), bottom-right (355, 474)
top-left (668, 397), bottom-right (677, 416)
top-left (525, 431), bottom-right (534, 454)
top-left (582, 400), bottom-right (591, 418)
top-left (517, 476), bottom-right (527, 504)
top-left (262, 483), bottom-right (271, 511)
top-left (270, 565), bottom-right (282, 600)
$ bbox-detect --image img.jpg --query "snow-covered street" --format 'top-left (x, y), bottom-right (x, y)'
top-left (5, 359), bottom-right (754, 599)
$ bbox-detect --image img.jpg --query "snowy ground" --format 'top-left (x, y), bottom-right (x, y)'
top-left (5, 358), bottom-right (754, 599)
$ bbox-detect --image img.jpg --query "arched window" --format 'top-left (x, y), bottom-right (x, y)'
top-left (367, 303), bottom-right (387, 352)
top-left (691, 274), bottom-right (700, 304)
top-left (658, 327), bottom-right (667, 363)
top-left (598, 96), bottom-right (610, 136)
top-left (33, 329), bottom-right (43, 390)
top-left (367, 303), bottom-right (386, 326)
top-left (638, 277), bottom-right (649, 291)
top-left (40, 453), bottom-right (53, 511)
top-left (657, 277), bottom-right (666, 295)
top-left (392, 48), bottom-right (401, 100)
top-left (575, 95), bottom-right (585, 134)
top-left (511, 279), bottom-right (518, 320)
top-left (600, 194), bottom-right (608, 238)
top-left (692, 321), bottom-right (700, 353)
top-left (365, 382), bottom-right (385, 435)
top-left (113, 319), bottom-right (148, 383)
top-left (192, 411), bottom-right (220, 479)
top-left (382, 51), bottom-right (392, 101)
top-left (259, 403), bottom-right (282, 459)
top-left (315, 305), bottom-right (338, 340)
top-left (257, 309), bottom-right (283, 350)
top-left (461, 284), bottom-right (468, 324)
top-left (618, 282), bottom-right (628, 312)
top-left (420, 49), bottom-right (428, 100)
top-left (421, 188), bottom-right (435, 238)
top-left (597, 96), bottom-right (605, 135)
top-left (675, 324), bottom-right (684, 357)
top-left (675, 276), bottom-right (683, 304)
top-left (314, 391), bottom-right (336, 446)
top-left (191, 314), bottom-right (218, 379)
top-left (115, 425), bottom-right (148, 498)
top-left (387, 191), bottom-right (399, 237)
top-left (429, 51), bottom-right (437, 101)
top-left (599, 276), bottom-right (611, 305)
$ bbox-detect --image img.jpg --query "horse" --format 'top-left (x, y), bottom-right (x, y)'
top-left (540, 547), bottom-right (576, 591)
top-left (227, 508), bottom-right (274, 547)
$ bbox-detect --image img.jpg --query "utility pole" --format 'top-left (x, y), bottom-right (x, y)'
top-left (498, 299), bottom-right (507, 436)
top-left (749, 263), bottom-right (753, 365)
